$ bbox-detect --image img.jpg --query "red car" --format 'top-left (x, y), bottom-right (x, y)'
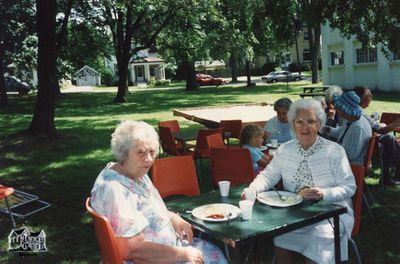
top-left (195, 74), bottom-right (227, 86)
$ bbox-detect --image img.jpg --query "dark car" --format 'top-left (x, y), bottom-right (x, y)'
top-left (195, 74), bottom-right (227, 86)
top-left (4, 75), bottom-right (31, 95)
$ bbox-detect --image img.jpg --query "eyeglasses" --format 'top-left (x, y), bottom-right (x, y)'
top-left (294, 119), bottom-right (319, 128)
top-left (136, 148), bottom-right (156, 158)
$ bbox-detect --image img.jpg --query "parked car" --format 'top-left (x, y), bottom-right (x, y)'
top-left (261, 71), bottom-right (304, 83)
top-left (4, 75), bottom-right (31, 95)
top-left (195, 74), bottom-right (227, 86)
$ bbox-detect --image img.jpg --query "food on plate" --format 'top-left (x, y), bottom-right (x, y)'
top-left (206, 213), bottom-right (225, 219)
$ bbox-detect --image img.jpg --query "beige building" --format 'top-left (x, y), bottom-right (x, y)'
top-left (321, 24), bottom-right (400, 92)
top-left (255, 27), bottom-right (311, 71)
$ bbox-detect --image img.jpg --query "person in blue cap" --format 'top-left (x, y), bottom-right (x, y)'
top-left (323, 91), bottom-right (372, 165)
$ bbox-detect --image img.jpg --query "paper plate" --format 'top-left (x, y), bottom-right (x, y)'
top-left (192, 203), bottom-right (241, 222)
top-left (257, 191), bottom-right (303, 207)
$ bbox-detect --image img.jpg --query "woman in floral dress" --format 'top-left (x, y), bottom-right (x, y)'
top-left (90, 120), bottom-right (227, 264)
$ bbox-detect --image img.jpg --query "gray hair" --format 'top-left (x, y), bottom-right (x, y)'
top-left (287, 99), bottom-right (327, 130)
top-left (274, 97), bottom-right (292, 111)
top-left (111, 120), bottom-right (159, 162)
top-left (325, 85), bottom-right (343, 103)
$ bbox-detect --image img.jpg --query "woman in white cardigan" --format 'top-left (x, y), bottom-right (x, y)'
top-left (248, 98), bottom-right (356, 264)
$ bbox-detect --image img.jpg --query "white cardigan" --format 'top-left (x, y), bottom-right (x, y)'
top-left (249, 136), bottom-right (356, 237)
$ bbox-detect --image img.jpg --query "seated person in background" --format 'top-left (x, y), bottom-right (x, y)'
top-left (241, 123), bottom-right (272, 173)
top-left (324, 91), bottom-right (372, 165)
top-left (90, 120), bottom-right (227, 264)
top-left (324, 85), bottom-right (343, 128)
top-left (248, 98), bottom-right (356, 264)
top-left (264, 97), bottom-right (295, 144)
top-left (354, 86), bottom-right (400, 184)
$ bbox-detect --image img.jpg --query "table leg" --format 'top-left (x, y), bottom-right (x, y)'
top-left (333, 215), bottom-right (341, 264)
top-left (233, 242), bottom-right (256, 264)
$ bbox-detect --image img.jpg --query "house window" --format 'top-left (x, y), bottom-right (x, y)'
top-left (330, 51), bottom-right (344, 65)
top-left (304, 31), bottom-right (309, 41)
top-left (356, 47), bottom-right (377, 63)
top-left (303, 49), bottom-right (311, 61)
top-left (393, 52), bottom-right (400, 60)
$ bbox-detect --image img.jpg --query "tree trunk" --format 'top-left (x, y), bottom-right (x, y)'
top-left (308, 24), bottom-right (320, 84)
top-left (229, 53), bottom-right (238, 83)
top-left (28, 0), bottom-right (57, 136)
top-left (294, 30), bottom-right (301, 75)
top-left (184, 58), bottom-right (198, 91)
top-left (113, 57), bottom-right (130, 103)
top-left (0, 46), bottom-right (8, 107)
top-left (245, 60), bottom-right (253, 87)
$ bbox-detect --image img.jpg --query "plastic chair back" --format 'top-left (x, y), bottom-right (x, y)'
top-left (380, 112), bottom-right (400, 133)
top-left (220, 120), bottom-right (243, 139)
top-left (86, 198), bottom-right (123, 264)
top-left (194, 128), bottom-right (224, 158)
top-left (0, 185), bottom-right (16, 228)
top-left (206, 133), bottom-right (226, 151)
top-left (152, 156), bottom-right (200, 199)
top-left (158, 126), bottom-right (183, 156)
top-left (363, 133), bottom-right (377, 175)
top-left (159, 120), bottom-right (180, 134)
top-left (210, 147), bottom-right (255, 187)
top-left (350, 164), bottom-right (365, 237)
top-left (0, 185), bottom-right (14, 199)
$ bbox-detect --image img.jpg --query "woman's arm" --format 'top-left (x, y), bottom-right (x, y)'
top-left (256, 154), bottom-right (272, 168)
top-left (169, 212), bottom-right (194, 243)
top-left (117, 233), bottom-right (203, 264)
top-left (320, 147), bottom-right (356, 201)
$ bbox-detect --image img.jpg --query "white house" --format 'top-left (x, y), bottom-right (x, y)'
top-left (75, 65), bottom-right (101, 86)
top-left (105, 49), bottom-right (166, 85)
top-left (321, 24), bottom-right (400, 92)
top-left (130, 56), bottom-right (166, 83)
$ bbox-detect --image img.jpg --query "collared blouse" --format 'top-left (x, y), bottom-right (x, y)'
top-left (249, 136), bottom-right (356, 237)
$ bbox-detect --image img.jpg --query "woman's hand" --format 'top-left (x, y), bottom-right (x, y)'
top-left (299, 187), bottom-right (323, 201)
top-left (170, 213), bottom-right (194, 243)
top-left (177, 246), bottom-right (204, 263)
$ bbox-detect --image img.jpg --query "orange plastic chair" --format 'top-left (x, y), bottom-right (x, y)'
top-left (219, 120), bottom-right (242, 147)
top-left (159, 120), bottom-right (181, 134)
top-left (206, 133), bottom-right (226, 152)
top-left (187, 128), bottom-right (224, 159)
top-left (361, 134), bottom-right (377, 217)
top-left (363, 133), bottom-right (377, 175)
top-left (210, 147), bottom-right (255, 187)
top-left (86, 198), bottom-right (123, 264)
top-left (152, 155), bottom-right (200, 199)
top-left (349, 164), bottom-right (365, 264)
top-left (0, 185), bottom-right (16, 228)
top-left (158, 126), bottom-right (185, 156)
top-left (380, 112), bottom-right (400, 134)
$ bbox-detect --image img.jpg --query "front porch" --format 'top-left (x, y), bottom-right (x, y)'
top-left (130, 57), bottom-right (166, 84)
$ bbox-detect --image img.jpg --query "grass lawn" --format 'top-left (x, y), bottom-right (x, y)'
top-left (0, 81), bottom-right (399, 263)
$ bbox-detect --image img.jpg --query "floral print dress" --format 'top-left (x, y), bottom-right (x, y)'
top-left (90, 163), bottom-right (227, 264)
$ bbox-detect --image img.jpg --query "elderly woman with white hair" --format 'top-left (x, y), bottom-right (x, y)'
top-left (90, 120), bottom-right (227, 264)
top-left (247, 99), bottom-right (356, 264)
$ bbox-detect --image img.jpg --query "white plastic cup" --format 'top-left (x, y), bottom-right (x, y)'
top-left (269, 149), bottom-right (277, 157)
top-left (271, 139), bottom-right (278, 148)
top-left (218, 181), bottom-right (230, 197)
top-left (244, 187), bottom-right (257, 202)
top-left (239, 200), bottom-right (254, 220)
